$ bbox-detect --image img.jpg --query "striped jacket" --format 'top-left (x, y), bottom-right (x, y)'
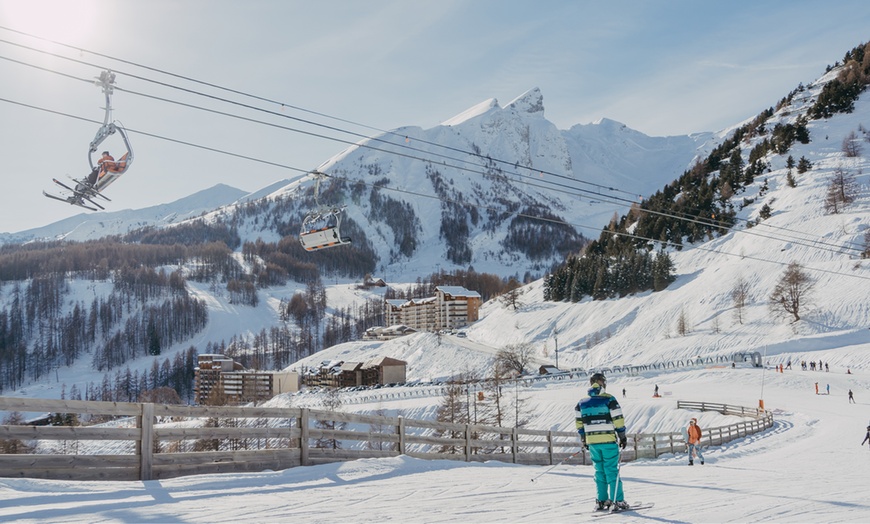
top-left (575, 386), bottom-right (626, 445)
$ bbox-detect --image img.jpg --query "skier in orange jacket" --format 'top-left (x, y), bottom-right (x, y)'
top-left (686, 418), bottom-right (705, 465)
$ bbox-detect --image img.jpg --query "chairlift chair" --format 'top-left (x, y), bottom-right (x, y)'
top-left (298, 171), bottom-right (352, 252)
top-left (88, 70), bottom-right (134, 193)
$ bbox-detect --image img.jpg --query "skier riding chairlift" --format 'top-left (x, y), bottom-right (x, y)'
top-left (43, 70), bottom-right (134, 211)
top-left (85, 70), bottom-right (133, 193)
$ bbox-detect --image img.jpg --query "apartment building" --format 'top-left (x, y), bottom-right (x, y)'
top-left (384, 286), bottom-right (481, 332)
top-left (194, 354), bottom-right (300, 405)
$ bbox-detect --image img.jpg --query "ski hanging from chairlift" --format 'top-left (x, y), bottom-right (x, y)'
top-left (42, 70), bottom-right (134, 211)
top-left (299, 171), bottom-right (352, 252)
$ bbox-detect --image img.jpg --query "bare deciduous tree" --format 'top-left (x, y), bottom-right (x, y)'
top-left (499, 280), bottom-right (524, 311)
top-left (824, 167), bottom-right (858, 214)
top-left (676, 307), bottom-right (690, 336)
top-left (769, 262), bottom-right (814, 323)
top-left (495, 343), bottom-right (536, 376)
top-left (0, 412), bottom-right (34, 454)
top-left (842, 130), bottom-right (863, 157)
top-left (315, 388), bottom-right (345, 449)
top-left (731, 275), bottom-right (750, 324)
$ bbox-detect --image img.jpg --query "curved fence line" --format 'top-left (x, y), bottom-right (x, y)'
top-left (0, 396), bottom-right (772, 481)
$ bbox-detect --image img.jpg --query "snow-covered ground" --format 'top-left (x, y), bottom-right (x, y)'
top-left (2, 364), bottom-right (869, 523)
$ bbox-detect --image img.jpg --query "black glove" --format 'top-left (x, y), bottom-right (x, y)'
top-left (619, 435), bottom-right (627, 449)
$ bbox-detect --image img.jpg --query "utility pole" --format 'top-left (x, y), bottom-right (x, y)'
top-left (553, 327), bottom-right (559, 370)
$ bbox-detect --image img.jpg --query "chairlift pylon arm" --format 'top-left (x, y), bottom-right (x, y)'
top-left (88, 70), bottom-right (117, 161)
top-left (86, 70), bottom-right (133, 173)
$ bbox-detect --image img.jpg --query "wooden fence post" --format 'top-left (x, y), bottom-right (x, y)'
top-left (139, 402), bottom-right (154, 481)
top-left (547, 431), bottom-right (554, 465)
top-left (511, 427), bottom-right (518, 464)
top-left (300, 408), bottom-right (310, 466)
top-left (397, 416), bottom-right (406, 455)
top-left (465, 424), bottom-right (472, 461)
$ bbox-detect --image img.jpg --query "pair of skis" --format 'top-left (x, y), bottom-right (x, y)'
top-left (591, 502), bottom-right (655, 517)
top-left (43, 176), bottom-right (110, 211)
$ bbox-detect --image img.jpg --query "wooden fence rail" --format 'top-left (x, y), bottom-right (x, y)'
top-left (0, 397), bottom-right (773, 481)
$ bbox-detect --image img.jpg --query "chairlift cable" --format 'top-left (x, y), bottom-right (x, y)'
top-left (0, 35), bottom-right (862, 254)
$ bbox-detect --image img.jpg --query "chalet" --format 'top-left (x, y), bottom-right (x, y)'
top-left (301, 357), bottom-right (408, 388)
top-left (362, 324), bottom-right (417, 341)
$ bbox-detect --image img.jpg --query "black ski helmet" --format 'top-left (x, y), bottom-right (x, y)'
top-left (590, 372), bottom-right (606, 388)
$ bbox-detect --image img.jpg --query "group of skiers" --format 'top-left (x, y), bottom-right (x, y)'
top-left (574, 375), bottom-right (704, 513)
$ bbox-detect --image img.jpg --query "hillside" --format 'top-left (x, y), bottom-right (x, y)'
top-left (2, 44), bottom-right (870, 406)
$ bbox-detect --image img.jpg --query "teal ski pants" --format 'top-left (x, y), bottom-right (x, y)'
top-left (590, 442), bottom-right (624, 502)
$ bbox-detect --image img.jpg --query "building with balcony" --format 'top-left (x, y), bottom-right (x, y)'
top-left (384, 286), bottom-right (481, 332)
top-left (194, 354), bottom-right (300, 405)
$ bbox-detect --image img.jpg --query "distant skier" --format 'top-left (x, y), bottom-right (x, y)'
top-left (849, 390), bottom-right (855, 404)
top-left (686, 418), bottom-right (705, 465)
top-left (863, 426), bottom-right (870, 449)
top-left (654, 384), bottom-right (660, 397)
top-left (622, 388), bottom-right (626, 397)
top-left (826, 384), bottom-right (830, 395)
top-left (575, 373), bottom-right (629, 512)
top-left (814, 382), bottom-right (819, 395)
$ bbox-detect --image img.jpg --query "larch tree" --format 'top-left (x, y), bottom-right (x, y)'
top-left (769, 262), bottom-right (814, 323)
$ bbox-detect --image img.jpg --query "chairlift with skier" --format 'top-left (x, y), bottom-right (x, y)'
top-left (299, 171), bottom-right (352, 252)
top-left (43, 70), bottom-right (134, 211)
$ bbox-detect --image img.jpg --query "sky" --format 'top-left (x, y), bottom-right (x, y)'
top-left (1, 0), bottom-right (870, 233)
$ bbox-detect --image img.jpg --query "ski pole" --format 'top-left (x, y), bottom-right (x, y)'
top-left (530, 448), bottom-right (584, 482)
top-left (612, 445), bottom-right (624, 501)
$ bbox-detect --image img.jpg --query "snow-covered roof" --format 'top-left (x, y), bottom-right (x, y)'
top-left (436, 286), bottom-right (481, 298)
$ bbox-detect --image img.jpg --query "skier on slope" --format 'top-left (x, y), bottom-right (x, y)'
top-left (575, 373), bottom-right (629, 512)
top-left (863, 426), bottom-right (870, 449)
top-left (686, 418), bottom-right (705, 465)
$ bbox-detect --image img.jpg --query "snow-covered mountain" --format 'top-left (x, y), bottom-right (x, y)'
top-left (264, 87), bottom-right (715, 279)
top-left (285, 66), bottom-right (870, 374)
top-left (0, 183), bottom-right (249, 245)
top-left (2, 88), bottom-right (714, 280)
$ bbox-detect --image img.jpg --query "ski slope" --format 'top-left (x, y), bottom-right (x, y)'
top-left (2, 364), bottom-right (869, 523)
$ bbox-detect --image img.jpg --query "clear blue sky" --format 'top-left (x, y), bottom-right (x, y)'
top-left (2, 0), bottom-right (869, 233)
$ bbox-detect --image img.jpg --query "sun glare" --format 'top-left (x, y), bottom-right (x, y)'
top-left (1, 0), bottom-right (99, 44)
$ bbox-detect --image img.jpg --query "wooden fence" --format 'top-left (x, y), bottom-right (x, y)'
top-left (0, 396), bottom-right (772, 481)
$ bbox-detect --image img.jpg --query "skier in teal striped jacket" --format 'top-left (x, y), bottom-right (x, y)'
top-left (575, 373), bottom-right (629, 512)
